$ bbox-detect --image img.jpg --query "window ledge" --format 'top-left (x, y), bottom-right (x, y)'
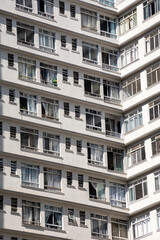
top-left (65, 149), bottom-right (74, 153)
top-left (120, 58), bottom-right (139, 69)
top-left (63, 114), bottom-right (72, 118)
top-left (17, 42), bottom-right (35, 49)
top-left (0, 99), bottom-right (4, 103)
top-left (81, 27), bottom-right (98, 35)
top-left (129, 195), bottom-right (149, 205)
top-left (41, 152), bottom-right (63, 159)
top-left (72, 50), bottom-right (80, 54)
top-left (143, 11), bottom-right (160, 23)
top-left (127, 159), bottom-right (147, 169)
top-left (86, 128), bottom-right (103, 134)
top-left (84, 93), bottom-right (102, 100)
top-left (0, 210), bottom-right (6, 214)
top-left (144, 46), bottom-right (160, 57)
top-left (148, 116), bottom-right (160, 124)
top-left (133, 232), bottom-right (152, 240)
top-left (124, 124), bottom-right (144, 135)
top-left (10, 174), bottom-right (19, 178)
top-left (146, 81), bottom-right (160, 90)
top-left (36, 13), bottom-right (56, 23)
top-left (10, 211), bottom-right (20, 216)
top-left (75, 117), bottom-right (83, 121)
top-left (38, 48), bottom-right (59, 56)
top-left (10, 137), bottom-right (19, 141)
top-left (61, 47), bottom-right (69, 51)
top-left (153, 189), bottom-right (160, 195)
top-left (89, 198), bottom-right (109, 204)
top-left (6, 31), bottom-right (15, 36)
top-left (122, 90), bottom-right (142, 102)
top-left (151, 152), bottom-right (160, 159)
top-left (22, 223), bottom-right (42, 229)
top-left (70, 17), bottom-right (78, 21)
top-left (8, 66), bottom-right (17, 70)
top-left (67, 185), bottom-right (76, 189)
top-left (73, 83), bottom-right (81, 87)
top-left (119, 25), bottom-right (138, 37)
top-left (21, 148), bottom-right (39, 154)
top-left (82, 60), bottom-right (100, 68)
top-left (9, 101), bottom-right (17, 105)
top-left (62, 81), bottom-right (70, 84)
top-left (88, 162), bottom-right (107, 169)
top-left (77, 152), bottom-right (85, 156)
top-left (59, 13), bottom-right (67, 18)
top-left (0, 172), bottom-right (6, 176)
top-left (78, 187), bottom-right (87, 191)
top-left (43, 226), bottom-right (65, 233)
top-left (107, 169), bottom-right (125, 175)
top-left (44, 189), bottom-right (64, 195)
top-left (68, 221), bottom-right (78, 226)
top-left (91, 235), bottom-right (109, 239)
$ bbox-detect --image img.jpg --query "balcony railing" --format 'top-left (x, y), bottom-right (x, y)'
top-left (106, 130), bottom-right (121, 138)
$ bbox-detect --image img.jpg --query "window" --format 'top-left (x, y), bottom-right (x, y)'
top-left (147, 62), bottom-right (160, 87)
top-left (10, 126), bottom-right (16, 138)
top-left (102, 47), bottom-right (118, 71)
top-left (87, 143), bottom-right (104, 165)
top-left (122, 74), bottom-right (141, 99)
top-left (155, 171), bottom-right (160, 191)
top-left (0, 196), bottom-right (3, 210)
top-left (37, 0), bottom-right (54, 18)
top-left (107, 147), bottom-right (123, 172)
top-left (121, 43), bottom-right (138, 67)
top-left (40, 62), bottom-right (57, 86)
top-left (43, 132), bottom-right (60, 156)
top-left (0, 159), bottom-right (3, 172)
top-left (22, 163), bottom-right (39, 187)
top-left (39, 29), bottom-right (55, 52)
top-left (105, 116), bottom-right (121, 137)
top-left (20, 127), bottom-right (38, 151)
top-left (91, 213), bottom-right (108, 238)
top-left (149, 98), bottom-right (160, 120)
top-left (62, 69), bottom-right (68, 82)
top-left (143, 0), bottom-right (160, 20)
top-left (41, 97), bottom-right (59, 120)
top-left (124, 108), bottom-right (143, 133)
top-left (78, 174), bottom-right (84, 188)
top-left (127, 142), bottom-right (145, 167)
top-left (22, 200), bottom-right (40, 225)
top-left (111, 218), bottom-right (128, 240)
top-left (110, 183), bottom-right (126, 207)
top-left (70, 5), bottom-right (76, 18)
top-left (72, 38), bottom-right (77, 51)
top-left (100, 15), bottom-right (116, 39)
top-left (64, 102), bottom-right (70, 116)
top-left (81, 8), bottom-right (97, 31)
top-left (6, 18), bottom-right (12, 32)
top-left (73, 71), bottom-right (79, 84)
top-left (80, 211), bottom-right (85, 225)
top-left (11, 198), bottom-right (17, 212)
top-left (61, 35), bottom-right (66, 48)
top-left (16, 0), bottom-right (32, 11)
top-left (20, 92), bottom-right (37, 115)
top-left (84, 74), bottom-right (100, 97)
top-left (8, 54), bottom-right (14, 67)
top-left (11, 161), bottom-right (17, 175)
top-left (67, 172), bottom-right (72, 186)
top-left (68, 209), bottom-right (75, 223)
top-left (18, 57), bottom-right (36, 81)
top-left (132, 213), bottom-right (151, 239)
top-left (82, 42), bottom-right (98, 64)
top-left (59, 1), bottom-right (65, 14)
top-left (75, 106), bottom-right (80, 118)
top-left (44, 167), bottom-right (61, 191)
top-left (86, 109), bottom-right (102, 131)
top-left (45, 205), bottom-right (62, 229)
top-left (99, 0), bottom-right (115, 7)
top-left (119, 9), bottom-right (137, 35)
top-left (77, 140), bottom-right (82, 153)
top-left (65, 137), bottom-right (71, 150)
top-left (9, 89), bottom-right (15, 102)
top-left (0, 122), bottom-right (2, 135)
top-left (17, 22), bottom-right (34, 46)
top-left (151, 134), bottom-right (160, 155)
top-left (129, 177), bottom-right (148, 202)
top-left (157, 208), bottom-right (160, 229)
top-left (103, 80), bottom-right (120, 103)
top-left (89, 177), bottom-right (105, 200)
top-left (146, 29), bottom-right (160, 53)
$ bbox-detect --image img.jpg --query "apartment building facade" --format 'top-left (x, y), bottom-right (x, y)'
top-left (0, 0), bottom-right (160, 240)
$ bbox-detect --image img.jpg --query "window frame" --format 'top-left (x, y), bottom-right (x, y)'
top-left (44, 167), bottom-right (61, 191)
top-left (86, 108), bottom-right (102, 131)
top-left (45, 205), bottom-right (62, 229)
top-left (20, 127), bottom-right (39, 151)
top-left (39, 29), bottom-right (55, 52)
top-left (110, 182), bottom-right (126, 207)
top-left (40, 62), bottom-right (57, 86)
top-left (91, 213), bottom-right (108, 238)
top-left (43, 132), bottom-right (60, 156)
top-left (129, 177), bottom-right (148, 202)
top-left (100, 15), bottom-right (117, 39)
top-left (22, 200), bottom-right (40, 225)
top-left (82, 42), bottom-right (98, 64)
top-left (41, 97), bottom-right (59, 120)
top-left (21, 163), bottom-right (40, 187)
top-left (102, 47), bottom-right (119, 71)
top-left (17, 22), bottom-right (34, 46)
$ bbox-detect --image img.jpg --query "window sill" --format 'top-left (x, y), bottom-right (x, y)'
top-left (119, 25), bottom-right (138, 37)
top-left (59, 13), bottom-right (67, 17)
top-left (10, 174), bottom-right (19, 178)
top-left (82, 60), bottom-right (100, 68)
top-left (153, 189), bottom-right (160, 195)
top-left (151, 152), bottom-right (160, 159)
top-left (89, 198), bottom-right (108, 204)
top-left (0, 99), bottom-right (4, 103)
top-left (127, 159), bottom-right (147, 170)
top-left (10, 211), bottom-right (20, 216)
top-left (61, 47), bottom-right (69, 51)
top-left (21, 148), bottom-right (39, 154)
top-left (77, 152), bottom-right (84, 156)
top-left (124, 124), bottom-right (144, 135)
top-left (8, 66), bottom-right (16, 70)
top-left (44, 189), bottom-right (64, 195)
top-left (38, 47), bottom-right (59, 56)
top-left (81, 27), bottom-right (98, 34)
top-left (0, 210), bottom-right (6, 214)
top-left (122, 90), bottom-right (142, 102)
top-left (148, 116), bottom-right (160, 124)
top-left (17, 42), bottom-right (35, 49)
top-left (6, 31), bottom-right (15, 36)
top-left (129, 195), bottom-right (149, 205)
top-left (143, 11), bottom-right (160, 23)
top-left (67, 185), bottom-right (76, 189)
top-left (133, 232), bottom-right (152, 240)
top-left (41, 117), bottom-right (61, 124)
top-left (72, 50), bottom-right (80, 54)
top-left (144, 46), bottom-right (160, 57)
top-left (9, 101), bottom-right (17, 105)
top-left (43, 226), bottom-right (65, 233)
top-left (146, 81), bottom-right (160, 90)
top-left (70, 17), bottom-right (78, 21)
top-left (86, 128), bottom-right (104, 134)
top-left (78, 187), bottom-right (87, 191)
top-left (42, 151), bottom-right (63, 159)
top-left (88, 162), bottom-right (107, 169)
top-left (120, 58), bottom-right (139, 69)
top-left (65, 149), bottom-right (74, 153)
top-left (91, 234), bottom-right (109, 239)
top-left (68, 221), bottom-right (78, 226)
top-left (10, 137), bottom-right (19, 141)
top-left (22, 223), bottom-right (42, 229)
top-left (62, 80), bottom-right (70, 84)
top-left (0, 172), bottom-right (6, 176)
top-left (84, 93), bottom-right (102, 100)
top-left (73, 83), bottom-right (81, 87)
top-left (63, 114), bottom-right (72, 118)
top-left (75, 117), bottom-right (83, 121)
top-left (37, 13), bottom-right (56, 22)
